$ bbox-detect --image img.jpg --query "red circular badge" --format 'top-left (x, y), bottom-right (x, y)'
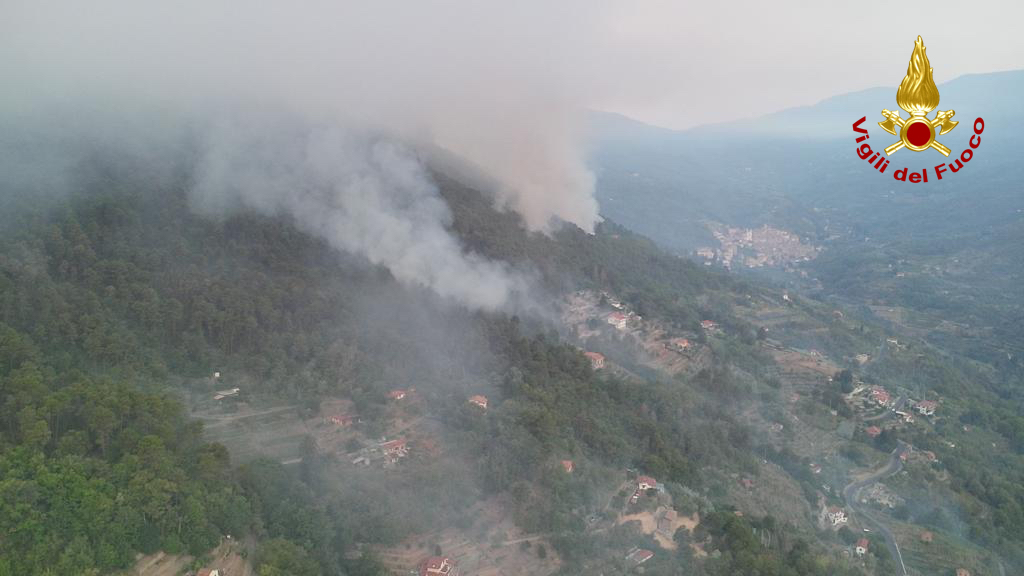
top-left (906, 121), bottom-right (931, 147)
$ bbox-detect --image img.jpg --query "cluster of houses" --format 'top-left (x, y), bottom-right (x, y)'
top-left (350, 437), bottom-right (410, 468)
top-left (336, 389), bottom-right (491, 471)
top-left (851, 384), bottom-right (938, 424)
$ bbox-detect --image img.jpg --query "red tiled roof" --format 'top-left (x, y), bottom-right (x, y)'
top-left (419, 556), bottom-right (455, 576)
top-left (856, 538), bottom-right (869, 549)
top-left (381, 438), bottom-right (407, 451)
top-left (628, 548), bottom-right (654, 563)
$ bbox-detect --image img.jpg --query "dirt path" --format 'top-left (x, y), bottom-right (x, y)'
top-left (615, 509), bottom-right (700, 551)
top-left (193, 405), bottom-right (297, 427)
top-left (131, 538), bottom-right (252, 576)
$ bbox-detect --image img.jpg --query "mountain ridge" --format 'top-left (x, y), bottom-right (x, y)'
top-left (591, 68), bottom-right (1024, 140)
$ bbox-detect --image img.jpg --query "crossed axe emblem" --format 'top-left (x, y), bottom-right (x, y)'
top-left (878, 109), bottom-right (958, 156)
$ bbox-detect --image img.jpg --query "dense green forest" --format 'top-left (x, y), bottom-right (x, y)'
top-left (4, 159), bottom-right (1022, 576)
top-left (0, 160), bottom-right (879, 575)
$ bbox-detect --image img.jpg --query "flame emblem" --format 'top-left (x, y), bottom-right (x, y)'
top-left (878, 36), bottom-right (958, 156)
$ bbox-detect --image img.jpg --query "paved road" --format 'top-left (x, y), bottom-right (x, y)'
top-left (843, 443), bottom-right (910, 575)
top-left (862, 395), bottom-right (907, 422)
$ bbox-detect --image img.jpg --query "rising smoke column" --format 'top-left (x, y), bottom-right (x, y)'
top-left (0, 0), bottom-right (617, 310)
top-left (191, 114), bottom-right (529, 312)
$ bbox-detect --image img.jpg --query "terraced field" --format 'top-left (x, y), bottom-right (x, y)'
top-left (373, 499), bottom-right (561, 576)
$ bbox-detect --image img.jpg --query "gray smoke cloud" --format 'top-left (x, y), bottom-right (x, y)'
top-left (192, 112), bottom-right (528, 311)
top-left (0, 0), bottom-right (620, 310)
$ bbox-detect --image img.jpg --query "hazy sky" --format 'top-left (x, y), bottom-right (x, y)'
top-left (6, 1), bottom-right (1022, 131)
top-left (594, 1), bottom-right (1024, 128)
top-left (3, 0), bottom-right (1021, 310)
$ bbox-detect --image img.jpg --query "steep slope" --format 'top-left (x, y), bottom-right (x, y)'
top-left (4, 145), bottom-right (1023, 575)
top-left (0, 155), bottom-right (856, 575)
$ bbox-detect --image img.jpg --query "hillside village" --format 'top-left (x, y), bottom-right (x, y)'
top-left (560, 287), bottom-right (988, 575)
top-left (185, 285), bottom-right (991, 576)
top-left (696, 223), bottom-right (820, 270)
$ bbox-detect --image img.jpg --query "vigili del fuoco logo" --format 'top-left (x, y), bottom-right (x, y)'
top-left (852, 36), bottom-right (984, 183)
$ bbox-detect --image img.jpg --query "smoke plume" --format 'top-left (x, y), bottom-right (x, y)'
top-left (0, 0), bottom-right (615, 310)
top-left (191, 112), bottom-right (528, 311)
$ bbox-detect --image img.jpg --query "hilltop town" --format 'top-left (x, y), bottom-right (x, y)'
top-left (696, 223), bottom-right (820, 270)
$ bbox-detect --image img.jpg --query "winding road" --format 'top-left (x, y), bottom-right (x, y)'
top-left (843, 442), bottom-right (910, 575)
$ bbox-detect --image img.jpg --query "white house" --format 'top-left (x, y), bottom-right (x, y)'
top-left (823, 506), bottom-right (847, 527)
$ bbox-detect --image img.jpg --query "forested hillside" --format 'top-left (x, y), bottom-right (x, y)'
top-left (0, 159), bottom-right (874, 575)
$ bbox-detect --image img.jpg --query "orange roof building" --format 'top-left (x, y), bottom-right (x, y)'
top-left (419, 556), bottom-right (458, 576)
top-left (583, 351), bottom-right (605, 369)
top-left (330, 414), bottom-right (355, 427)
top-left (637, 475), bottom-right (657, 490)
top-left (607, 312), bottom-right (629, 329)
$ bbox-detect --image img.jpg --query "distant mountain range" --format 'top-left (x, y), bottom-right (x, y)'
top-left (593, 69), bottom-right (1024, 140)
top-left (587, 69), bottom-right (1024, 369)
